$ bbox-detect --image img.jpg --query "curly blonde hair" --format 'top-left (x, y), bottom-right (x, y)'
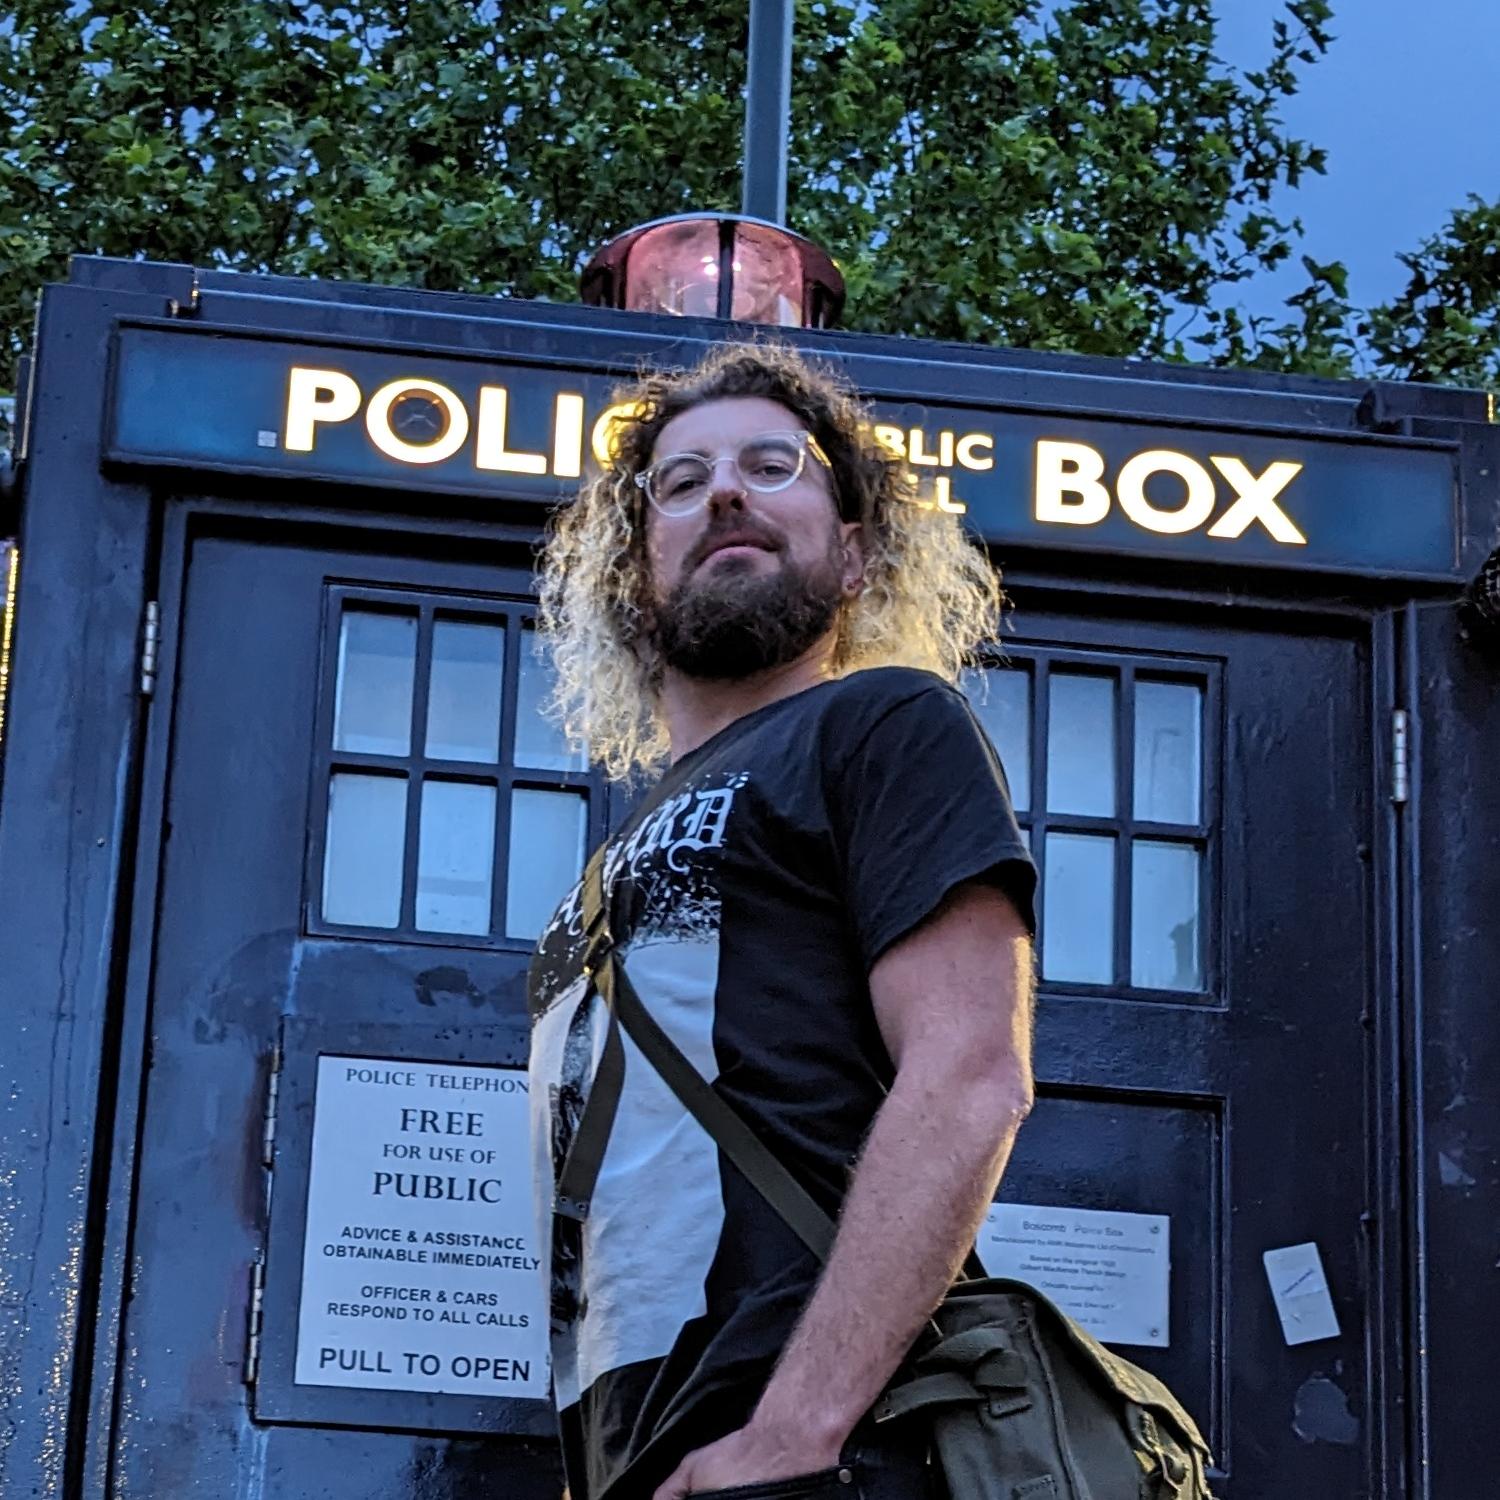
top-left (537, 341), bottom-right (1003, 781)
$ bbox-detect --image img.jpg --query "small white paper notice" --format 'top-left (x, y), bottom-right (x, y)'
top-left (1263, 1242), bottom-right (1340, 1346)
top-left (978, 1203), bottom-right (1170, 1348)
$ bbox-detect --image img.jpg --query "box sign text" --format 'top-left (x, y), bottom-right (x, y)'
top-left (282, 365), bottom-right (1304, 543)
top-left (107, 327), bottom-right (1463, 579)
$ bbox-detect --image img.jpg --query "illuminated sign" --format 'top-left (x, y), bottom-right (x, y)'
top-left (282, 366), bottom-right (631, 480)
top-left (1032, 442), bottom-right (1304, 543)
top-left (106, 326), bottom-right (1463, 579)
top-left (278, 366), bottom-right (1307, 541)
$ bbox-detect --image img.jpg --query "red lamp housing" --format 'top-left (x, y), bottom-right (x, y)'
top-left (579, 213), bottom-right (845, 330)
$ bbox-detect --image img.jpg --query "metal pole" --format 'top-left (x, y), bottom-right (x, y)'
top-left (742, 0), bottom-right (793, 225)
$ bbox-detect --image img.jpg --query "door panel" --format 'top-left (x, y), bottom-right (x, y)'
top-left (976, 611), bottom-right (1372, 1496)
top-left (111, 522), bottom-right (587, 1496)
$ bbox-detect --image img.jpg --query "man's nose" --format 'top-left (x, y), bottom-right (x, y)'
top-left (705, 455), bottom-right (747, 513)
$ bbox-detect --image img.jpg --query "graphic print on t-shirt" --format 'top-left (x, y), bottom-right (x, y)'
top-left (529, 769), bottom-right (749, 1408)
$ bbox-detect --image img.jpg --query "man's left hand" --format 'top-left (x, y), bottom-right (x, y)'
top-left (651, 1421), bottom-right (844, 1500)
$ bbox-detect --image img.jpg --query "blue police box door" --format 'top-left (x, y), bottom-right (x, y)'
top-left (107, 515), bottom-right (605, 1496)
top-left (964, 600), bottom-right (1375, 1498)
top-left (105, 513), bottom-right (1375, 1497)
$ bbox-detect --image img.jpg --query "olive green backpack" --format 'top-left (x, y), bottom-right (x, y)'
top-left (555, 851), bottom-right (1216, 1500)
top-left (870, 1277), bottom-right (1213, 1499)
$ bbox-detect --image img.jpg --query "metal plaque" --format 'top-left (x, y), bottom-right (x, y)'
top-left (979, 1201), bottom-right (1171, 1348)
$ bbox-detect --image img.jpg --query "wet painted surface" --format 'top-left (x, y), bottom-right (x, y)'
top-left (0, 280), bottom-right (159, 1498)
top-left (1416, 601), bottom-right (1500, 1498)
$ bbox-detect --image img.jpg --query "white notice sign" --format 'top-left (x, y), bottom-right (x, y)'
top-left (294, 1054), bottom-right (548, 1399)
top-left (978, 1202), bottom-right (1171, 1348)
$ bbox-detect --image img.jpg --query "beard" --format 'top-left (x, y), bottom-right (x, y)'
top-left (652, 532), bottom-right (845, 682)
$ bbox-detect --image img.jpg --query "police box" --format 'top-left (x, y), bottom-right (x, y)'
top-left (0, 256), bottom-right (1497, 1500)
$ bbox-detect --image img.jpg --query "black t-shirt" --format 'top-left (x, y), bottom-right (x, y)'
top-left (527, 666), bottom-right (1036, 1500)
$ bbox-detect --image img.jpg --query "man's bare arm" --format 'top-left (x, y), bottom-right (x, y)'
top-left (652, 879), bottom-right (1033, 1498)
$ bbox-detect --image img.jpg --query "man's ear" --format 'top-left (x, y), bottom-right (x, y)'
top-left (839, 521), bottom-right (867, 596)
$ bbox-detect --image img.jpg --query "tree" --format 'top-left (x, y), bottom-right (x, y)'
top-left (792, 0), bottom-right (1337, 359)
top-left (1364, 197), bottom-right (1500, 388)
top-left (0, 0), bottom-right (1492, 396)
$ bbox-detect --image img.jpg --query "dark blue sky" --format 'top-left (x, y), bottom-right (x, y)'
top-left (1212, 0), bottom-right (1499, 317)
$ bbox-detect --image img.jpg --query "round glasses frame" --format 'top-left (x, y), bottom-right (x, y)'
top-left (634, 430), bottom-right (833, 516)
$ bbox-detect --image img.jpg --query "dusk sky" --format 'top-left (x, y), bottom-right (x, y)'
top-left (1212, 0), bottom-right (1499, 319)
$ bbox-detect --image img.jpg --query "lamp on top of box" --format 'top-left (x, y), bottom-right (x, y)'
top-left (580, 213), bottom-right (845, 331)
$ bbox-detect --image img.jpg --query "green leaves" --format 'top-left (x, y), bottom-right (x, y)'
top-left (1362, 196), bottom-right (1500, 386)
top-left (0, 0), bottom-right (1492, 393)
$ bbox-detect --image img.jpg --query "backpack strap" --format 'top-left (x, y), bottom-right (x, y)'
top-left (551, 842), bottom-right (835, 1262)
top-left (552, 844), bottom-right (625, 1222)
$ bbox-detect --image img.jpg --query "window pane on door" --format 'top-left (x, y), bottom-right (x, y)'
top-left (1134, 681), bottom-right (1202, 826)
top-left (1047, 673), bottom-right (1115, 816)
top-left (315, 589), bottom-right (605, 949)
top-left (333, 610), bottom-right (416, 756)
top-left (426, 620), bottom-right (505, 763)
top-left (1131, 841), bottom-right (1202, 991)
top-left (416, 780), bottom-right (497, 935)
top-left (963, 666), bottom-right (1031, 813)
top-left (1042, 832), bottom-right (1115, 984)
top-left (506, 789), bottom-right (587, 940)
top-left (322, 772), bottom-right (406, 928)
top-left (515, 628), bottom-right (586, 771)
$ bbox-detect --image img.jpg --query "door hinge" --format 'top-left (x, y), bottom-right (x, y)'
top-left (139, 601), bottom-right (160, 698)
top-left (1391, 709), bottom-right (1410, 805)
top-left (244, 1253), bottom-right (266, 1387)
top-left (261, 1043), bottom-right (283, 1169)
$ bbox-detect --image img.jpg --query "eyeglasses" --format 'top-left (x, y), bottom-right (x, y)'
top-left (635, 430), bottom-right (832, 516)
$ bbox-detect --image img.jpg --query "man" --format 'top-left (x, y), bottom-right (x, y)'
top-left (529, 342), bottom-right (1036, 1500)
